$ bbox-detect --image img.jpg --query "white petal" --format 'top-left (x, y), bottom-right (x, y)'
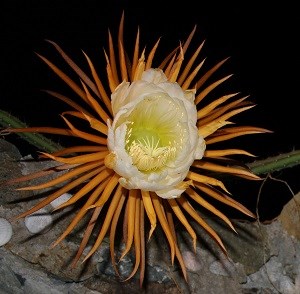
top-left (141, 68), bottom-right (168, 84)
top-left (111, 81), bottom-right (130, 115)
top-left (156, 187), bottom-right (186, 199)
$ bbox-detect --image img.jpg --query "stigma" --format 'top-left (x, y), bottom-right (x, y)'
top-left (127, 136), bottom-right (176, 171)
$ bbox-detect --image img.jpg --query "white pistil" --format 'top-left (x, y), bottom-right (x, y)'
top-left (128, 136), bottom-right (176, 171)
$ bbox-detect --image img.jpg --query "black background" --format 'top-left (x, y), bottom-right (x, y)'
top-left (1, 1), bottom-right (299, 220)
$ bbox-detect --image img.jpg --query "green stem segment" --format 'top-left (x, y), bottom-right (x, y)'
top-left (0, 109), bottom-right (62, 153)
top-left (0, 109), bottom-right (299, 175)
top-left (247, 150), bottom-right (300, 175)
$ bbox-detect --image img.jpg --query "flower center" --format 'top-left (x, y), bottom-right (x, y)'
top-left (126, 135), bottom-right (176, 171)
top-left (119, 93), bottom-right (187, 173)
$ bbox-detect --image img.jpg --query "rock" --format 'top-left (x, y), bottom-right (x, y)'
top-left (278, 192), bottom-right (300, 240)
top-left (0, 138), bottom-right (300, 293)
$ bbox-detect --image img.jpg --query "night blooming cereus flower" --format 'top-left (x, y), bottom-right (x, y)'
top-left (4, 13), bottom-right (270, 285)
top-left (106, 68), bottom-right (205, 199)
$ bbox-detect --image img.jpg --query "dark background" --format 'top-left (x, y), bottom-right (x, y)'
top-left (1, 1), bottom-right (299, 220)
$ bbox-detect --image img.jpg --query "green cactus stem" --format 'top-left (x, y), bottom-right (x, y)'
top-left (0, 109), bottom-right (62, 153)
top-left (247, 149), bottom-right (300, 175)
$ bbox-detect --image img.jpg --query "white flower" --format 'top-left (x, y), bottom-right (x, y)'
top-left (105, 68), bottom-right (206, 199)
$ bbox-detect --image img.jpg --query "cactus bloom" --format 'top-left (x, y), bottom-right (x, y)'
top-left (106, 68), bottom-right (205, 198)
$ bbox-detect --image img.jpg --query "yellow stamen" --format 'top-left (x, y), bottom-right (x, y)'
top-left (128, 137), bottom-right (176, 171)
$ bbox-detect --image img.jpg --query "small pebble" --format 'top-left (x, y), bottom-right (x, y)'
top-left (24, 208), bottom-right (53, 234)
top-left (50, 193), bottom-right (72, 210)
top-left (0, 218), bottom-right (13, 246)
top-left (182, 250), bottom-right (202, 271)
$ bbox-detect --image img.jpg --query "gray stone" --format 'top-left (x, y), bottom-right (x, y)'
top-left (1, 138), bottom-right (300, 293)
